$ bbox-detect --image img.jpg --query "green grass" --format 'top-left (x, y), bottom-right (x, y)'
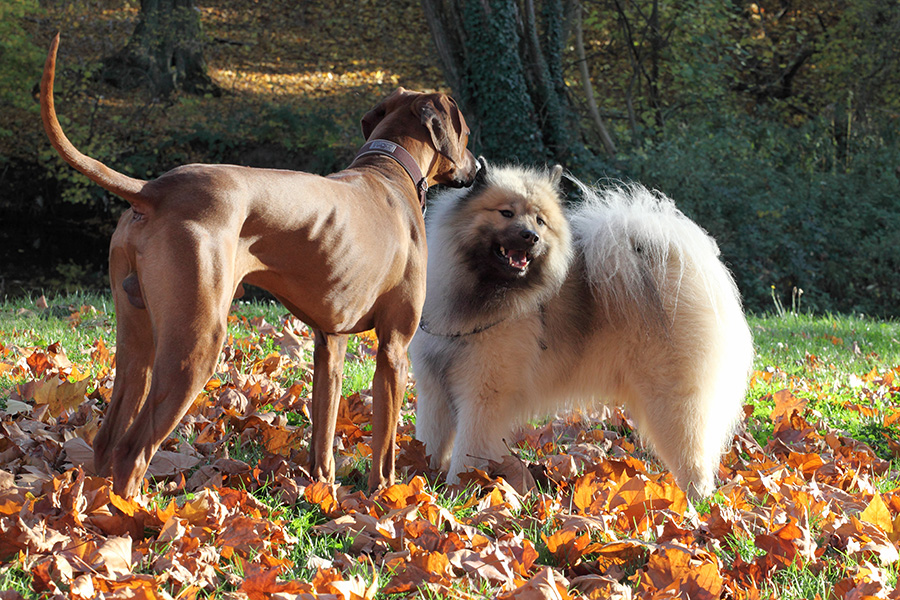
top-left (0, 564), bottom-right (34, 597)
top-left (746, 311), bottom-right (900, 458)
top-left (0, 291), bottom-right (115, 359)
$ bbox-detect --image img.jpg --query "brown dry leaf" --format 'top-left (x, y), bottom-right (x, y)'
top-left (382, 559), bottom-right (445, 594)
top-left (274, 325), bottom-right (313, 365)
top-left (831, 516), bottom-right (900, 564)
top-left (25, 350), bottom-right (52, 378)
top-left (455, 546), bottom-right (516, 588)
top-left (326, 572), bottom-right (378, 600)
top-left (89, 535), bottom-right (132, 577)
top-left (376, 476), bottom-right (429, 510)
top-left (569, 574), bottom-right (632, 600)
top-left (26, 375), bottom-right (91, 418)
top-left (239, 564), bottom-right (314, 600)
top-left (572, 471), bottom-right (601, 515)
top-left (63, 438), bottom-right (95, 472)
top-left (90, 337), bottom-right (111, 367)
top-left (770, 389), bottom-right (807, 422)
top-left (146, 450), bottom-right (201, 478)
top-left (69, 574), bottom-right (95, 599)
top-left (46, 342), bottom-right (73, 371)
top-left (638, 546), bottom-right (723, 600)
top-left (859, 493), bottom-right (899, 542)
top-left (542, 527), bottom-right (591, 567)
top-left (497, 566), bottom-right (568, 600)
top-left (305, 481), bottom-right (340, 515)
top-left (754, 517), bottom-right (816, 568)
top-left (218, 515), bottom-right (269, 559)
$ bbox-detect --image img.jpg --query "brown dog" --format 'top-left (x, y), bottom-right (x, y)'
top-left (40, 34), bottom-right (478, 497)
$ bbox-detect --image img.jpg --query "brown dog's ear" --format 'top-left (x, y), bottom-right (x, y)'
top-left (549, 164), bottom-right (564, 188)
top-left (361, 87), bottom-right (408, 140)
top-left (361, 104), bottom-right (386, 140)
top-left (415, 96), bottom-right (455, 160)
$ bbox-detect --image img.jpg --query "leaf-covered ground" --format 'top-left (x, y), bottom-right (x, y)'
top-left (1, 296), bottom-right (899, 599)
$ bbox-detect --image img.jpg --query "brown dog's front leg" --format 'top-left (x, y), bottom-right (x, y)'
top-left (368, 330), bottom-right (412, 491)
top-left (310, 330), bottom-right (349, 483)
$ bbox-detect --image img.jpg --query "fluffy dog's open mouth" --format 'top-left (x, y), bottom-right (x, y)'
top-left (496, 245), bottom-right (531, 272)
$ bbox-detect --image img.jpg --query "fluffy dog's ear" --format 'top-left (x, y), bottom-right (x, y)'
top-left (458, 156), bottom-right (490, 201)
top-left (361, 87), bottom-right (408, 140)
top-left (476, 156), bottom-right (489, 176)
top-left (549, 164), bottom-right (564, 188)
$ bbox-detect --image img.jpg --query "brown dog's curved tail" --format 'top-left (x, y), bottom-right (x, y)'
top-left (41, 33), bottom-right (151, 213)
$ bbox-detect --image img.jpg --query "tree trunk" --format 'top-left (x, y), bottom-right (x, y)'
top-left (102, 0), bottom-right (219, 97)
top-left (646, 0), bottom-right (664, 129)
top-left (421, 0), bottom-right (466, 95)
top-left (423, 0), bottom-right (582, 164)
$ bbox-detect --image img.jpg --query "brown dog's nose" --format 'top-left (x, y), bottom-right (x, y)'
top-left (520, 229), bottom-right (539, 244)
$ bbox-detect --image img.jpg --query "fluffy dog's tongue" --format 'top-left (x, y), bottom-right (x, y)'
top-left (508, 249), bottom-right (529, 269)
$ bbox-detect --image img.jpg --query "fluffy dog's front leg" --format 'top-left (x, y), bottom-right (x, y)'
top-left (411, 338), bottom-right (457, 472)
top-left (446, 388), bottom-right (515, 484)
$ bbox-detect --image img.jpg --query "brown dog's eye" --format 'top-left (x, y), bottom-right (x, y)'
top-left (499, 210), bottom-right (514, 218)
top-left (536, 217), bottom-right (546, 227)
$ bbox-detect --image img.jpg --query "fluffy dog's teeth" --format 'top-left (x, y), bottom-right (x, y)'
top-left (500, 246), bottom-right (507, 256)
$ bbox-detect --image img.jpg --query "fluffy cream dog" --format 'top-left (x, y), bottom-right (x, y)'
top-left (410, 159), bottom-right (753, 498)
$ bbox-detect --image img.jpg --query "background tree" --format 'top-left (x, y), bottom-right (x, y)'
top-left (422, 0), bottom-right (576, 163)
top-left (102, 0), bottom-right (218, 97)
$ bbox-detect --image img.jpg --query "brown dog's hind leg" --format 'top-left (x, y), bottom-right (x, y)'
top-left (108, 235), bottom-right (235, 497)
top-left (95, 255), bottom-right (154, 476)
top-left (94, 301), bottom-right (153, 476)
top-left (110, 298), bottom-right (229, 497)
top-left (310, 330), bottom-right (349, 483)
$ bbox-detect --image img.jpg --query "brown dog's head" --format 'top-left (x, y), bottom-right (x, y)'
top-left (361, 87), bottom-right (478, 188)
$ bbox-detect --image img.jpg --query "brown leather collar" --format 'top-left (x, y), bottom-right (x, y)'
top-left (350, 139), bottom-right (429, 210)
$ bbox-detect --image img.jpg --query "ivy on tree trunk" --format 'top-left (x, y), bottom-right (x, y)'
top-left (423, 0), bottom-right (580, 165)
top-left (102, 0), bottom-right (219, 97)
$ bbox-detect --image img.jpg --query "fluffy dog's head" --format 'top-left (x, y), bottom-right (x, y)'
top-left (425, 159), bottom-right (573, 324)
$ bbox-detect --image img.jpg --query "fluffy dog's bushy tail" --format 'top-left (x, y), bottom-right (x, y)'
top-left (567, 179), bottom-right (740, 329)
top-left (568, 179), bottom-right (753, 497)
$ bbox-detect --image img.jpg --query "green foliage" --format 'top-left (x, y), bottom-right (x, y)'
top-left (624, 114), bottom-right (900, 317)
top-left (37, 95), bottom-right (347, 211)
top-left (0, 0), bottom-right (42, 140)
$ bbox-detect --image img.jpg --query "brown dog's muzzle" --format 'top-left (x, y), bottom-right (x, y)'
top-left (446, 151), bottom-right (480, 188)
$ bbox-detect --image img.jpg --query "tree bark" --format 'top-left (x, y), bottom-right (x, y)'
top-left (422, 0), bottom-right (466, 95)
top-left (102, 0), bottom-right (219, 97)
top-left (422, 0), bottom-right (586, 164)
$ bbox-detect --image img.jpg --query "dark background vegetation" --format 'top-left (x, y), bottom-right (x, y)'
top-left (1, 0), bottom-right (898, 316)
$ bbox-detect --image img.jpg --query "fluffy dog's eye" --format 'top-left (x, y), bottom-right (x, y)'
top-left (499, 210), bottom-right (514, 218)
top-left (536, 217), bottom-right (546, 227)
